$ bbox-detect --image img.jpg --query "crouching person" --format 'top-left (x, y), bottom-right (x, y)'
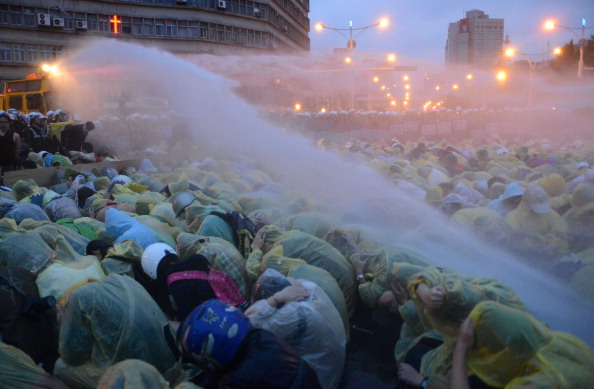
top-left (54, 275), bottom-right (184, 389)
top-left (177, 299), bottom-right (322, 389)
top-left (246, 268), bottom-right (346, 389)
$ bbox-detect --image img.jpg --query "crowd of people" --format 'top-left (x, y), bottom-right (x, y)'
top-left (0, 108), bottom-right (98, 178)
top-left (1, 104), bottom-right (594, 389)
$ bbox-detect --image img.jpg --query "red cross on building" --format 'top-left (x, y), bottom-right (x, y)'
top-left (110, 15), bottom-right (122, 34)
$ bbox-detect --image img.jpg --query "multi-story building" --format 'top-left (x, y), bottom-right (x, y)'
top-left (0, 0), bottom-right (310, 83)
top-left (445, 9), bottom-right (504, 68)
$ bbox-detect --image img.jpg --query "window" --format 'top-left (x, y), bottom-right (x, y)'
top-left (143, 19), bottom-right (154, 35)
top-left (13, 44), bottom-right (25, 62)
top-left (98, 15), bottom-right (109, 32)
top-left (155, 19), bottom-right (166, 36)
top-left (10, 6), bottom-right (22, 25)
top-left (0, 43), bottom-right (12, 61)
top-left (25, 44), bottom-right (37, 63)
top-left (0, 6), bottom-right (8, 25)
top-left (87, 14), bottom-right (97, 31)
top-left (23, 7), bottom-right (35, 26)
top-left (166, 20), bottom-right (176, 37)
top-left (177, 20), bottom-right (187, 38)
top-left (133, 18), bottom-right (142, 35)
top-left (39, 45), bottom-right (52, 61)
top-left (122, 16), bottom-right (132, 34)
top-left (188, 21), bottom-right (198, 38)
top-left (199, 22), bottom-right (207, 38)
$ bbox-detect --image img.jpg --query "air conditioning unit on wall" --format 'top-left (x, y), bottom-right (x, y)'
top-left (37, 13), bottom-right (51, 26)
top-left (75, 20), bottom-right (88, 30)
top-left (52, 17), bottom-right (65, 28)
top-left (217, 0), bottom-right (227, 10)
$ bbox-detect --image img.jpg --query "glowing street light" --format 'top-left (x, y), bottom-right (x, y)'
top-left (315, 18), bottom-right (390, 51)
top-left (466, 73), bottom-right (473, 80)
top-left (452, 84), bottom-right (459, 90)
top-left (403, 75), bottom-right (409, 81)
top-left (435, 85), bottom-right (440, 91)
top-left (544, 18), bottom-right (593, 77)
top-left (320, 108), bottom-right (326, 113)
top-left (387, 53), bottom-right (396, 62)
top-left (294, 103), bottom-right (301, 111)
top-left (504, 47), bottom-right (562, 105)
top-left (404, 84), bottom-right (411, 90)
top-left (496, 70), bottom-right (507, 82)
top-left (373, 76), bottom-right (379, 83)
top-left (344, 57), bottom-right (352, 64)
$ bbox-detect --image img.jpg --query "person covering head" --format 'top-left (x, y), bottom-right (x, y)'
top-left (177, 299), bottom-right (251, 372)
top-left (524, 185), bottom-right (551, 214)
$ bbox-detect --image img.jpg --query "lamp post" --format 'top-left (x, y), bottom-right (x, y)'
top-left (545, 19), bottom-right (593, 78)
top-left (315, 18), bottom-right (389, 51)
top-left (505, 47), bottom-right (562, 106)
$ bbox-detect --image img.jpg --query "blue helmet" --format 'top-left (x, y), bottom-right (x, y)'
top-left (177, 299), bottom-right (251, 371)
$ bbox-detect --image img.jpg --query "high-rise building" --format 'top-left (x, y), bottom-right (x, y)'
top-left (445, 10), bottom-right (504, 68)
top-left (0, 0), bottom-right (310, 82)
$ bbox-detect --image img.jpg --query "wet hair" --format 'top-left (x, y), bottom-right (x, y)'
top-left (252, 276), bottom-right (291, 302)
top-left (86, 239), bottom-right (113, 258)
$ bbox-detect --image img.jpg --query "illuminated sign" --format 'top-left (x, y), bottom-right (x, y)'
top-left (110, 15), bottom-right (122, 34)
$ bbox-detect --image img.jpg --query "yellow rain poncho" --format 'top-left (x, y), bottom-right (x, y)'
top-left (0, 341), bottom-right (68, 389)
top-left (467, 301), bottom-right (594, 388)
top-left (101, 239), bottom-right (143, 277)
top-left (56, 275), bottom-right (183, 389)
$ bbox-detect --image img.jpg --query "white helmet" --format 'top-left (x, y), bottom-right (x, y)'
top-left (141, 243), bottom-right (176, 279)
top-left (111, 174), bottom-right (132, 186)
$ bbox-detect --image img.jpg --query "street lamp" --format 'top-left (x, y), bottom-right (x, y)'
top-left (544, 19), bottom-right (593, 78)
top-left (315, 18), bottom-right (389, 51)
top-left (505, 47), bottom-right (562, 105)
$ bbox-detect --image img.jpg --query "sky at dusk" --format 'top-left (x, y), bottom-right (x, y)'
top-left (309, 1), bottom-right (594, 67)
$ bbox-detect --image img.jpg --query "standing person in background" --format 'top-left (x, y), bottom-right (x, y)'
top-left (0, 111), bottom-right (21, 175)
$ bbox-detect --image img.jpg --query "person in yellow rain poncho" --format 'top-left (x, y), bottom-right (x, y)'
top-left (54, 275), bottom-right (183, 389)
top-left (505, 185), bottom-right (568, 264)
top-left (397, 265), bottom-right (526, 389)
top-left (246, 224), bottom-right (357, 316)
top-left (0, 341), bottom-right (69, 389)
top-left (451, 301), bottom-right (594, 389)
top-left (97, 359), bottom-right (203, 389)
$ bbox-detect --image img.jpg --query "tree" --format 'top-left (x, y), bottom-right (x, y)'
top-left (551, 35), bottom-right (594, 75)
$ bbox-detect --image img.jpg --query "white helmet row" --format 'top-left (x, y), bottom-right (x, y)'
top-left (141, 243), bottom-right (176, 279)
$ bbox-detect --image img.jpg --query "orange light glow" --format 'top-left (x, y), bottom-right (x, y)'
top-left (496, 70), bottom-right (507, 81)
top-left (294, 103), bottom-right (301, 111)
top-left (378, 18), bottom-right (389, 28)
top-left (452, 84), bottom-right (459, 90)
top-left (110, 15), bottom-right (122, 34)
top-left (344, 57), bottom-right (352, 64)
top-left (544, 20), bottom-right (556, 30)
top-left (315, 23), bottom-right (325, 31)
top-left (387, 54), bottom-right (396, 62)
top-left (403, 75), bottom-right (409, 81)
top-left (405, 84), bottom-right (411, 90)
top-left (553, 47), bottom-right (562, 55)
top-left (466, 73), bottom-right (473, 80)
top-left (373, 76), bottom-right (379, 82)
top-left (320, 108), bottom-right (326, 113)
top-left (435, 86), bottom-right (440, 91)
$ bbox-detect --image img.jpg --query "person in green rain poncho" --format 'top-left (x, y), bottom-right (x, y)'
top-left (451, 301), bottom-right (594, 389)
top-left (246, 224), bottom-right (357, 316)
top-left (54, 275), bottom-right (183, 389)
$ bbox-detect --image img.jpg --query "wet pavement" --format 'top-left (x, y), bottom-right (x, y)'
top-left (339, 305), bottom-right (402, 389)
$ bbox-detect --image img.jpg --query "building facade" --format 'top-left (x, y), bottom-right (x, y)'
top-left (446, 9), bottom-right (504, 68)
top-left (0, 0), bottom-right (310, 83)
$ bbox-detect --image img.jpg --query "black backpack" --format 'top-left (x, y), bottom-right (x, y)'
top-left (210, 211), bottom-right (256, 258)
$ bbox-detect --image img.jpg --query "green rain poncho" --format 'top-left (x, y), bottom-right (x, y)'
top-left (357, 246), bottom-right (430, 309)
top-left (247, 225), bottom-right (357, 316)
top-left (467, 301), bottom-right (594, 388)
top-left (56, 275), bottom-right (182, 389)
